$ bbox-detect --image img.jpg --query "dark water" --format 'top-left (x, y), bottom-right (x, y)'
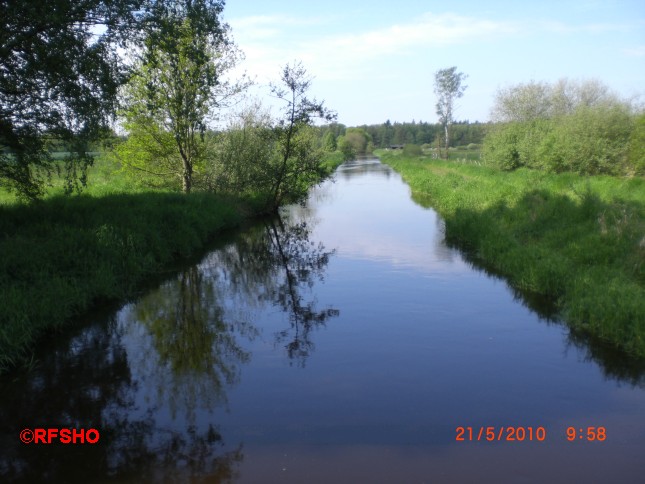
top-left (2, 159), bottom-right (645, 483)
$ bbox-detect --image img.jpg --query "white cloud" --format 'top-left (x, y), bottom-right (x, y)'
top-left (230, 12), bottom-right (519, 82)
top-left (623, 45), bottom-right (645, 57)
top-left (540, 20), bottom-right (631, 34)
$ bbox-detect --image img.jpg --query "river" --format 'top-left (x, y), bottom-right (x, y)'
top-left (1, 158), bottom-right (644, 483)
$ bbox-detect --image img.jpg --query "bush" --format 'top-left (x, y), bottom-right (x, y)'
top-left (539, 104), bottom-right (632, 175)
top-left (482, 123), bottom-right (522, 170)
top-left (483, 104), bottom-right (635, 175)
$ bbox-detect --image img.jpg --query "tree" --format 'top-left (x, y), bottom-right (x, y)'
top-left (206, 102), bottom-right (275, 195)
top-left (629, 113), bottom-right (645, 175)
top-left (0, 0), bottom-right (142, 199)
top-left (337, 136), bottom-right (355, 161)
top-left (344, 127), bottom-right (371, 155)
top-left (434, 67), bottom-right (467, 157)
top-left (118, 0), bottom-right (247, 193)
top-left (267, 61), bottom-right (336, 210)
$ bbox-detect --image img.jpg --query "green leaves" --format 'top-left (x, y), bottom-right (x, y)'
top-left (119, 2), bottom-right (241, 193)
top-left (1, 0), bottom-right (142, 199)
top-left (483, 103), bottom-right (635, 175)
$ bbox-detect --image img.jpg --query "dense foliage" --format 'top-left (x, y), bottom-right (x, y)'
top-left (0, 0), bottom-right (143, 199)
top-left (483, 79), bottom-right (641, 175)
top-left (116, 0), bottom-right (251, 193)
top-left (317, 120), bottom-right (487, 155)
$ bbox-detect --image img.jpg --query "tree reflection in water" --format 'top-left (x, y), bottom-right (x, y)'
top-left (209, 213), bottom-right (339, 367)
top-left (128, 263), bottom-right (256, 421)
top-left (0, 313), bottom-right (245, 483)
top-left (0, 210), bottom-right (339, 482)
top-left (265, 217), bottom-right (339, 365)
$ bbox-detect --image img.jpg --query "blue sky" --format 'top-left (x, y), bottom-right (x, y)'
top-left (222, 0), bottom-right (644, 126)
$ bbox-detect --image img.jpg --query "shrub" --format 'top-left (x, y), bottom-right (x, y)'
top-left (484, 104), bottom-right (634, 175)
top-left (482, 123), bottom-right (522, 170)
top-left (538, 104), bottom-right (632, 175)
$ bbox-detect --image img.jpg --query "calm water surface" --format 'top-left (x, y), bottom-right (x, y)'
top-left (2, 159), bottom-right (645, 483)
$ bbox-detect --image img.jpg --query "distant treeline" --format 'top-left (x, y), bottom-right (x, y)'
top-left (317, 120), bottom-right (488, 156)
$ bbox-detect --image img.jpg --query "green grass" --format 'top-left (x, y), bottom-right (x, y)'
top-left (378, 149), bottom-right (645, 358)
top-left (0, 190), bottom-right (248, 372)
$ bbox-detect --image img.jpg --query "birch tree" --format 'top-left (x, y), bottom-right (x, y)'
top-left (434, 67), bottom-right (467, 157)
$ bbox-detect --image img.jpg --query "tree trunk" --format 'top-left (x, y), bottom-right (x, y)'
top-left (182, 158), bottom-right (192, 193)
top-left (444, 123), bottom-right (450, 159)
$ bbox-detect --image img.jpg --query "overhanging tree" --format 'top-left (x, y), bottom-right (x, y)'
top-left (0, 0), bottom-right (143, 199)
top-left (267, 62), bottom-right (336, 210)
top-left (434, 66), bottom-right (467, 157)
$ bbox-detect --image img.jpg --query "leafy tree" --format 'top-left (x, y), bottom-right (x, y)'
top-left (206, 102), bottom-right (275, 196)
top-left (344, 127), bottom-right (371, 155)
top-left (490, 81), bottom-right (552, 123)
top-left (491, 78), bottom-right (623, 122)
top-left (434, 67), bottom-right (467, 157)
top-left (117, 0), bottom-right (247, 193)
top-left (337, 136), bottom-right (355, 161)
top-left (0, 0), bottom-right (142, 199)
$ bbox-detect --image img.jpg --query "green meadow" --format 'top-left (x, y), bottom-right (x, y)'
top-left (379, 150), bottom-right (645, 358)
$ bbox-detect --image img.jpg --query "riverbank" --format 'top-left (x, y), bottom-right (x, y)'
top-left (0, 191), bottom-right (249, 373)
top-left (0, 154), bottom-right (344, 374)
top-left (379, 150), bottom-right (645, 358)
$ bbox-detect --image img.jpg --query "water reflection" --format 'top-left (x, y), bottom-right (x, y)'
top-left (337, 158), bottom-right (393, 179)
top-left (0, 311), bottom-right (245, 482)
top-left (125, 264), bottom-right (255, 421)
top-left (264, 217), bottom-right (339, 365)
top-left (208, 215), bottom-right (339, 366)
top-left (0, 211), bottom-right (338, 481)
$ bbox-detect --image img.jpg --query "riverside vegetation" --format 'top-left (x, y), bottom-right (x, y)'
top-left (0, 150), bottom-right (344, 373)
top-left (1, 0), bottom-right (343, 373)
top-left (379, 149), bottom-right (645, 359)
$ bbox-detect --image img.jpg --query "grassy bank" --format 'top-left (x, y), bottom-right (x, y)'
top-left (378, 150), bottom-right (645, 358)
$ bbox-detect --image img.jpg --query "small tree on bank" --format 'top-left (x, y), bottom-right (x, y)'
top-left (267, 62), bottom-right (336, 210)
top-left (483, 78), bottom-right (638, 175)
top-left (207, 62), bottom-right (336, 211)
top-left (434, 67), bottom-right (468, 157)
